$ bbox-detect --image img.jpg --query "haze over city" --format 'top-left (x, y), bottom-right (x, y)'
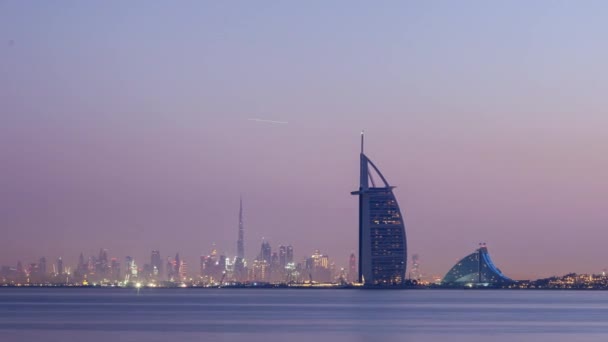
top-left (2, 1), bottom-right (608, 281)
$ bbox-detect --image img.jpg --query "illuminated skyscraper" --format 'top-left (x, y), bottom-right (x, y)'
top-left (410, 254), bottom-right (421, 281)
top-left (308, 249), bottom-right (331, 283)
top-left (56, 257), bottom-right (64, 276)
top-left (151, 250), bottom-right (162, 278)
top-left (174, 253), bottom-right (181, 279)
top-left (234, 197), bottom-right (246, 281)
top-left (351, 132), bottom-right (407, 286)
top-left (125, 256), bottom-right (137, 283)
top-left (199, 256), bottom-right (206, 277)
top-left (237, 197), bottom-right (245, 260)
top-left (179, 260), bottom-right (188, 281)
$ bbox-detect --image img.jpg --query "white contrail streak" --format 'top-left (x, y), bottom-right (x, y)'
top-left (248, 118), bottom-right (288, 124)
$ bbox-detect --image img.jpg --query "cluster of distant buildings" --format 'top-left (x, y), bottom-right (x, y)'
top-left (3, 134), bottom-right (599, 289)
top-left (512, 273), bottom-right (608, 290)
top-left (1, 194), bottom-right (359, 287)
top-left (0, 244), bottom-right (353, 287)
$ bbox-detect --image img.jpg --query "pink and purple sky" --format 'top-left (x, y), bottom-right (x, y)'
top-left (1, 1), bottom-right (608, 280)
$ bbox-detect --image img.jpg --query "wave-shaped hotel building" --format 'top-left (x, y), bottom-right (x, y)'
top-left (351, 133), bottom-right (407, 287)
top-left (442, 243), bottom-right (514, 287)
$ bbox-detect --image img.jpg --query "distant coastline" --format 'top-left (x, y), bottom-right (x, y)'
top-left (3, 274), bottom-right (608, 291)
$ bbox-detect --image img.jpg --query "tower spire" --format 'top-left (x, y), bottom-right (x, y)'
top-left (360, 130), bottom-right (364, 154)
top-left (359, 131), bottom-right (369, 190)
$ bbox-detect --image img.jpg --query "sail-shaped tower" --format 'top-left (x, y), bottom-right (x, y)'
top-left (351, 132), bottom-right (407, 287)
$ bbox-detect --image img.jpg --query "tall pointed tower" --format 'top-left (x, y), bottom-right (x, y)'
top-left (351, 132), bottom-right (407, 286)
top-left (234, 197), bottom-right (246, 281)
top-left (237, 196), bottom-right (245, 260)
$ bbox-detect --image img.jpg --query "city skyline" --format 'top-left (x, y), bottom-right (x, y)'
top-left (1, 196), bottom-right (349, 285)
top-left (1, 134), bottom-right (603, 284)
top-left (3, 2), bottom-right (608, 281)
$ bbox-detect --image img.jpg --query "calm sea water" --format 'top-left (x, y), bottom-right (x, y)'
top-left (1, 288), bottom-right (608, 341)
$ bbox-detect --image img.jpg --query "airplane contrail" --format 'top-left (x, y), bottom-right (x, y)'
top-left (248, 118), bottom-right (288, 124)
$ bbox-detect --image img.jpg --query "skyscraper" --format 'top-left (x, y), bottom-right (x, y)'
top-left (56, 257), bottom-right (64, 276)
top-left (166, 257), bottom-right (173, 280)
top-left (351, 132), bottom-right (407, 287)
top-left (348, 253), bottom-right (356, 283)
top-left (78, 253), bottom-right (85, 270)
top-left (179, 260), bottom-right (187, 281)
top-left (96, 248), bottom-right (109, 278)
top-left (38, 257), bottom-right (47, 276)
top-left (110, 258), bottom-right (120, 281)
top-left (279, 245), bottom-right (287, 268)
top-left (174, 253), bottom-right (181, 279)
top-left (151, 250), bottom-right (162, 278)
top-left (125, 256), bottom-right (137, 282)
top-left (234, 197), bottom-right (246, 281)
top-left (237, 197), bottom-right (245, 260)
top-left (309, 250), bottom-right (331, 283)
top-left (286, 245), bottom-right (294, 264)
top-left (410, 254), bottom-right (421, 281)
top-left (260, 241), bottom-right (271, 263)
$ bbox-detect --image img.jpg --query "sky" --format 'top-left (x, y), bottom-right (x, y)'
top-left (1, 1), bottom-right (608, 280)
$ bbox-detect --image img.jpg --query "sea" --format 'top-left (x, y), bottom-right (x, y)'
top-left (1, 288), bottom-right (608, 342)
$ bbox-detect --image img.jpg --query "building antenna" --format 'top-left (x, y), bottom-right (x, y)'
top-left (360, 130), bottom-right (365, 154)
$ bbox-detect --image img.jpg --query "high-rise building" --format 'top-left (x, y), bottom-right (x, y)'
top-left (410, 254), bottom-right (421, 281)
top-left (38, 257), bottom-right (47, 276)
top-left (125, 256), bottom-right (137, 282)
top-left (96, 249), bottom-right (109, 278)
top-left (78, 253), bottom-right (85, 272)
top-left (74, 253), bottom-right (86, 281)
top-left (110, 258), bottom-right (120, 281)
top-left (218, 255), bottom-right (227, 275)
top-left (174, 253), bottom-right (181, 279)
top-left (351, 132), bottom-right (407, 287)
top-left (308, 250), bottom-right (331, 283)
top-left (279, 245), bottom-right (287, 268)
top-left (286, 245), bottom-right (294, 264)
top-left (179, 260), bottom-right (187, 281)
top-left (166, 257), bottom-right (174, 281)
top-left (56, 257), bottom-right (64, 276)
top-left (348, 253), bottom-right (356, 283)
top-left (234, 197), bottom-right (246, 282)
top-left (200, 255), bottom-right (208, 277)
top-left (254, 241), bottom-right (272, 282)
top-left (237, 197), bottom-right (245, 260)
top-left (270, 252), bottom-right (281, 282)
top-left (251, 259), bottom-right (269, 282)
top-left (260, 241), bottom-right (271, 263)
top-left (151, 250), bottom-right (162, 278)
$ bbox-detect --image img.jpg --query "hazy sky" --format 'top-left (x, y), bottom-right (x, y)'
top-left (2, 1), bottom-right (608, 280)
